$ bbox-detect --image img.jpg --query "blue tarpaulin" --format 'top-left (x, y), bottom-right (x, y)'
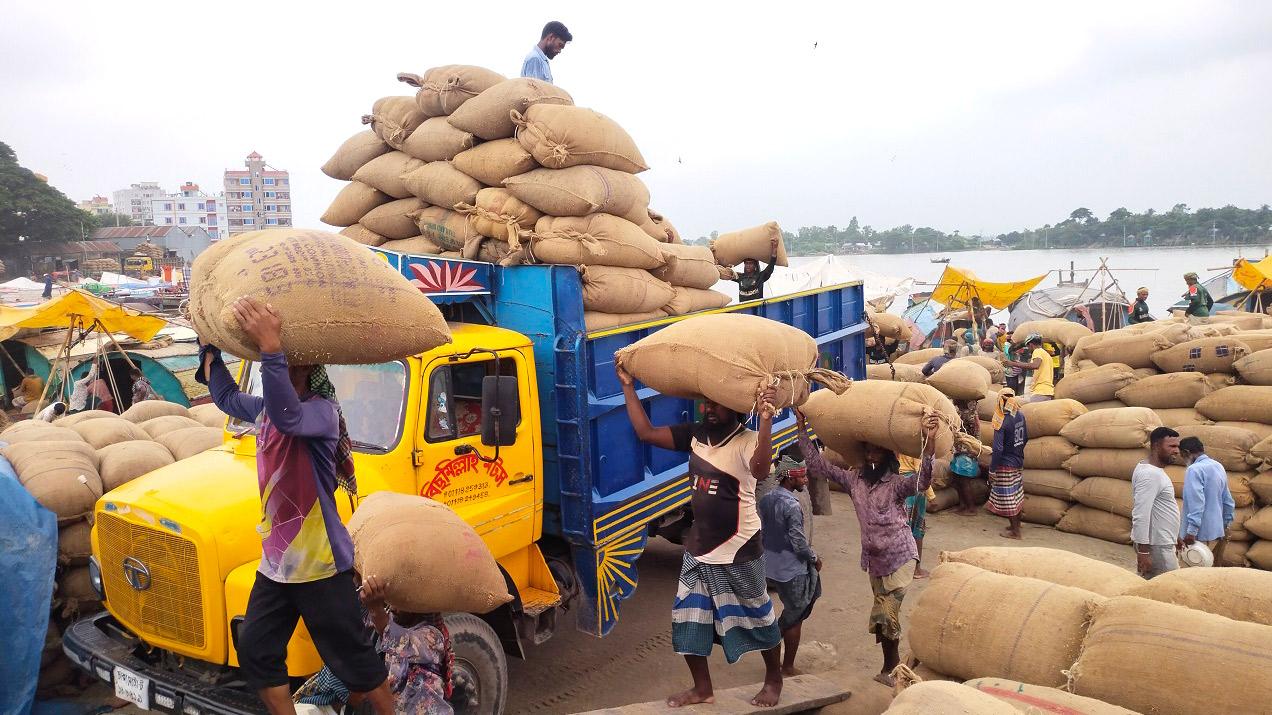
top-left (0, 449), bottom-right (59, 715)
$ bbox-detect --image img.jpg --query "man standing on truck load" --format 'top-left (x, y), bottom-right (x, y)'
top-left (727, 236), bottom-right (780, 302)
top-left (758, 454), bottom-right (821, 677)
top-left (196, 297), bottom-right (395, 715)
top-left (793, 409), bottom-right (938, 688)
top-left (1132, 427), bottom-right (1182, 578)
top-left (1177, 436), bottom-right (1234, 566)
top-left (521, 21), bottom-right (571, 83)
top-left (1182, 272), bottom-right (1213, 322)
top-left (617, 367), bottom-right (784, 708)
top-left (1128, 287), bottom-right (1154, 324)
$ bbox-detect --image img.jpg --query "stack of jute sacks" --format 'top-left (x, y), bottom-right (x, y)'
top-left (897, 547), bottom-right (1272, 715)
top-left (319, 65), bottom-right (787, 331)
top-left (1, 399), bottom-right (228, 691)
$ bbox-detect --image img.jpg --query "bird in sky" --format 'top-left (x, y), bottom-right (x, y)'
top-left (813, 41), bottom-right (818, 50)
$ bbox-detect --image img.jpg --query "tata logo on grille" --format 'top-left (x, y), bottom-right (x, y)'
top-left (122, 557), bottom-right (151, 591)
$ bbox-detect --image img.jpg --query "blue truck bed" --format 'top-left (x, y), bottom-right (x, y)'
top-left (375, 251), bottom-right (868, 637)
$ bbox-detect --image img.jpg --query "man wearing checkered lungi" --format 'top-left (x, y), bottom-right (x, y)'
top-left (988, 388), bottom-right (1028, 540)
top-left (618, 366), bottom-right (783, 708)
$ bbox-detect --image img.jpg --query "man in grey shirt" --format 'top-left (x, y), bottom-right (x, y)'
top-left (521, 21), bottom-right (571, 84)
top-left (1131, 427), bottom-right (1182, 578)
top-left (758, 453), bottom-right (821, 677)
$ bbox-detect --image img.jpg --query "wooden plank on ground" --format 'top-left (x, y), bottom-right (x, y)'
top-left (571, 674), bottom-right (850, 715)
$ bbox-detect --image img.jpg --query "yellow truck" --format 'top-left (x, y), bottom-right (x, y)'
top-left (64, 254), bottom-right (867, 714)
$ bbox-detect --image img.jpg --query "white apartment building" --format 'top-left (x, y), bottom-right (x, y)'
top-left (112, 182), bottom-right (166, 224)
top-left (150, 183), bottom-right (230, 240)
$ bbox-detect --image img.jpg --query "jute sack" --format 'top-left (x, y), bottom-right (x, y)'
top-left (189, 229), bottom-right (451, 364)
top-left (401, 161), bottom-right (481, 209)
top-left (925, 360), bottom-right (991, 401)
top-left (1020, 494), bottom-right (1071, 526)
top-left (1223, 541), bottom-right (1251, 567)
top-left (614, 313), bottom-right (851, 414)
top-left (120, 400), bottom-right (188, 423)
top-left (351, 151), bottom-right (424, 199)
top-left (477, 239), bottom-right (514, 264)
top-left (1130, 366), bottom-right (1160, 379)
top-left (1023, 436), bottom-right (1078, 470)
top-left (661, 287), bottom-right (731, 316)
top-left (1231, 330), bottom-right (1272, 353)
top-left (2, 441), bottom-right (101, 522)
top-left (400, 117), bottom-right (476, 162)
top-left (583, 311), bottom-right (666, 332)
top-left (866, 362), bottom-right (925, 383)
top-left (926, 480), bottom-right (989, 512)
top-left (1235, 351), bottom-right (1272, 385)
top-left (1248, 541), bottom-right (1272, 569)
top-left (940, 546), bottom-right (1141, 596)
top-left (1056, 504), bottom-right (1130, 544)
top-left (1023, 469), bottom-right (1082, 500)
top-left (964, 678), bottom-right (1137, 715)
top-left (884, 681), bottom-right (1017, 715)
top-left (341, 224), bottom-right (387, 248)
top-left (578, 266), bottom-right (675, 315)
top-left (1250, 471), bottom-right (1272, 504)
top-left (1207, 310), bottom-right (1271, 330)
top-left (1070, 596), bottom-right (1272, 715)
top-left (348, 492), bottom-right (512, 612)
top-left (1196, 385), bottom-right (1272, 423)
top-left (512, 105), bottom-right (648, 173)
top-left (322, 129), bottom-right (390, 181)
top-left (320, 181), bottom-right (390, 227)
top-left (1151, 336), bottom-right (1250, 374)
top-left (1229, 505), bottom-right (1256, 541)
top-left (140, 415), bottom-right (203, 438)
top-left (1081, 332), bottom-right (1172, 368)
top-left (1246, 506), bottom-right (1272, 540)
top-left (54, 410), bottom-right (116, 427)
top-left (97, 440), bottom-right (176, 491)
top-left (71, 418), bottom-right (148, 450)
top-left (1252, 436), bottom-right (1272, 470)
top-left (1020, 398), bottom-right (1087, 437)
top-left (1153, 407), bottom-right (1210, 428)
top-left (1113, 371), bottom-right (1213, 409)
top-left (802, 380), bottom-right (960, 461)
top-left (451, 139), bottom-right (537, 187)
top-left (504, 166), bottom-right (650, 225)
top-left (399, 65), bottom-right (506, 117)
top-left (0, 423), bottom-right (82, 444)
top-left (1053, 363), bottom-right (1138, 403)
top-left (447, 77), bottom-right (573, 140)
top-left (957, 355), bottom-right (1003, 383)
top-left (1070, 477), bottom-right (1133, 518)
top-left (523, 214), bottom-right (665, 270)
top-left (1174, 424), bottom-right (1260, 471)
top-left (360, 198), bottom-right (427, 240)
top-left (380, 236), bottom-right (442, 255)
top-left (59, 521), bottom-right (92, 565)
top-left (907, 562), bottom-right (1102, 686)
top-left (57, 566), bottom-right (100, 619)
top-left (155, 426), bottom-right (223, 461)
top-left (362, 96), bottom-right (427, 150)
top-left (710, 222), bottom-right (790, 267)
top-left (188, 403), bottom-right (227, 429)
top-left (894, 347), bottom-right (942, 366)
top-left (1012, 318), bottom-right (1094, 348)
top-left (454, 188), bottom-right (542, 245)
top-left (1202, 371), bottom-right (1233, 391)
top-left (648, 209), bottom-right (681, 244)
top-left (412, 207), bottom-right (480, 253)
top-left (637, 215), bottom-right (668, 242)
top-left (1060, 407), bottom-right (1161, 449)
top-left (868, 312), bottom-right (912, 341)
top-left (650, 243), bottom-right (720, 290)
top-left (1126, 566), bottom-right (1272, 626)
top-left (3, 418), bottom-right (67, 434)
top-left (977, 420), bottom-right (994, 446)
top-left (1083, 400), bottom-right (1127, 410)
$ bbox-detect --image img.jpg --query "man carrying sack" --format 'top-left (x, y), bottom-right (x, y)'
top-left (197, 297), bottom-right (393, 715)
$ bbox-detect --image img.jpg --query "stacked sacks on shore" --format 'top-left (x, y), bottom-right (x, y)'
top-left (320, 67), bottom-right (762, 330)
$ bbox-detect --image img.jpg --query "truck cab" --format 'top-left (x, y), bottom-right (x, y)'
top-left (65, 253), bottom-right (868, 714)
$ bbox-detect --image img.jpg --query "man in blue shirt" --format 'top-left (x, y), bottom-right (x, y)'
top-left (1178, 436), bottom-right (1235, 565)
top-left (758, 453), bottom-right (821, 677)
top-left (521, 21), bottom-right (572, 84)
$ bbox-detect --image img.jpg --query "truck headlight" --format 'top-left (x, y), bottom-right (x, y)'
top-left (88, 556), bottom-right (105, 600)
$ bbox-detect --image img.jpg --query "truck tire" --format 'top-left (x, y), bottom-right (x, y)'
top-left (446, 613), bottom-right (507, 715)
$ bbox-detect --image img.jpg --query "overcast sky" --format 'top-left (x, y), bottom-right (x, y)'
top-left (3, 1), bottom-right (1269, 241)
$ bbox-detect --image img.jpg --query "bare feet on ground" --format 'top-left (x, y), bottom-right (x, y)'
top-left (913, 566), bottom-right (930, 579)
top-left (956, 508), bottom-right (978, 516)
top-left (666, 688), bottom-right (714, 708)
top-left (751, 680), bottom-right (782, 707)
top-left (873, 672), bottom-right (896, 687)
top-left (999, 528), bottom-right (1022, 540)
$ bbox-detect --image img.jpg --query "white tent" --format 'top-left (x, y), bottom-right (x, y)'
top-left (714, 255), bottom-right (915, 306)
top-left (0, 277), bottom-right (48, 291)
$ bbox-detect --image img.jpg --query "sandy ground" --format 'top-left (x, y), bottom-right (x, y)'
top-left (75, 492), bottom-right (1137, 714)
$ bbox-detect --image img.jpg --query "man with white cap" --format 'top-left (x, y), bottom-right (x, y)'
top-left (1128, 287), bottom-right (1153, 325)
top-left (1177, 437), bottom-right (1234, 566)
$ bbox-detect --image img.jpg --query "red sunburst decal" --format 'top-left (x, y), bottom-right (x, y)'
top-left (408, 261), bottom-right (483, 293)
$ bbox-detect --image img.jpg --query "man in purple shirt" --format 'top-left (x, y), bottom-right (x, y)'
top-left (793, 409), bottom-right (937, 688)
top-left (197, 297), bottom-right (393, 715)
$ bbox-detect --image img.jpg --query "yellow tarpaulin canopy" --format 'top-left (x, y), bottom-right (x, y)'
top-left (929, 265), bottom-right (1048, 310)
top-left (0, 290), bottom-right (167, 342)
top-left (1232, 256), bottom-right (1272, 291)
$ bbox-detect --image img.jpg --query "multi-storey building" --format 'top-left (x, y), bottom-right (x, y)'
top-left (111, 182), bottom-right (166, 225)
top-left (222, 151), bottom-right (292, 236)
top-left (150, 183), bottom-right (230, 240)
top-left (77, 196), bottom-right (115, 218)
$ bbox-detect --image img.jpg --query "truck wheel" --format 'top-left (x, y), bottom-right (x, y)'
top-left (446, 613), bottom-right (507, 715)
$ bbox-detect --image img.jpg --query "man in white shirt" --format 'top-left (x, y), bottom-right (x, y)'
top-left (521, 21), bottom-right (571, 84)
top-left (1131, 427), bottom-right (1182, 577)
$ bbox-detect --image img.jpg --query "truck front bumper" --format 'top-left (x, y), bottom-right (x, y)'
top-left (64, 611), bottom-right (266, 715)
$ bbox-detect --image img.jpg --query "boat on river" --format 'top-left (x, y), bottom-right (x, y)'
top-left (1008, 259), bottom-right (1134, 332)
top-left (1170, 254), bottom-right (1272, 314)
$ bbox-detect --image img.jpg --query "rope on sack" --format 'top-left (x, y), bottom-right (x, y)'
top-left (890, 663), bottom-right (923, 697)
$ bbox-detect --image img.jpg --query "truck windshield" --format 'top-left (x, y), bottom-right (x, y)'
top-left (231, 361), bottom-right (408, 452)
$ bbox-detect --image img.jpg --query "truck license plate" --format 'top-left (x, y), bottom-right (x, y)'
top-left (113, 666), bottom-right (151, 710)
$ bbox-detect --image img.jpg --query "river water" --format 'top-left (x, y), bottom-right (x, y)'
top-left (791, 245), bottom-right (1272, 316)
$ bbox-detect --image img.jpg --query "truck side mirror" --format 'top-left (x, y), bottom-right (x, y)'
top-left (481, 375), bottom-right (519, 447)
